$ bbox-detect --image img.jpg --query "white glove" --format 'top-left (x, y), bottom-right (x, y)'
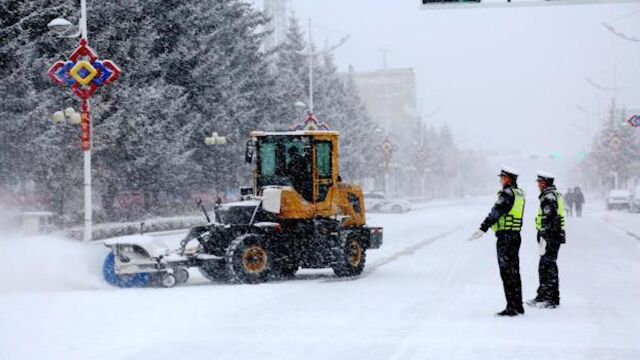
top-left (468, 230), bottom-right (486, 241)
top-left (539, 238), bottom-right (547, 256)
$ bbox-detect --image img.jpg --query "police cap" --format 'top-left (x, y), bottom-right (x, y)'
top-left (498, 165), bottom-right (519, 179)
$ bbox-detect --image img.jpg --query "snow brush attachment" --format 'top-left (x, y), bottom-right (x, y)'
top-left (102, 253), bottom-right (151, 288)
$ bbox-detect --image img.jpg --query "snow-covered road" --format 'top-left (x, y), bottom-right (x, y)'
top-left (1, 197), bottom-right (639, 360)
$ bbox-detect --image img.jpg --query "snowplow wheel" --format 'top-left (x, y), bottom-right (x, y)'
top-left (174, 267), bottom-right (189, 285)
top-left (226, 235), bottom-right (272, 284)
top-left (102, 253), bottom-right (151, 288)
top-left (332, 234), bottom-right (366, 277)
top-left (160, 273), bottom-right (177, 288)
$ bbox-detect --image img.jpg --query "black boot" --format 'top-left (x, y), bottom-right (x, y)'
top-left (536, 301), bottom-right (559, 309)
top-left (496, 308), bottom-right (522, 317)
top-left (526, 298), bottom-right (544, 307)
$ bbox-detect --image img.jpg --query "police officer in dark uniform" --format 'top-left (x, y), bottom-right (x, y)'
top-left (527, 172), bottom-right (566, 309)
top-left (469, 166), bottom-right (526, 316)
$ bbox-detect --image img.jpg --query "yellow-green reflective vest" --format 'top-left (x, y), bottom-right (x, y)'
top-left (491, 188), bottom-right (525, 232)
top-left (536, 191), bottom-right (566, 231)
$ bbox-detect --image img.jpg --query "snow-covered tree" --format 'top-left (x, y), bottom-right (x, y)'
top-left (580, 100), bottom-right (640, 190)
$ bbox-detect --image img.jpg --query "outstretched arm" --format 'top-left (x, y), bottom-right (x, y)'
top-left (479, 189), bottom-right (514, 232)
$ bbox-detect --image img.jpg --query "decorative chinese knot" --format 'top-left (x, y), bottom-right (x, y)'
top-left (48, 39), bottom-right (121, 150)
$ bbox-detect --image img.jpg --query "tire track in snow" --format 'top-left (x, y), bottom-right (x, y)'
top-left (367, 225), bottom-right (465, 271)
top-left (601, 217), bottom-right (640, 241)
top-left (320, 225), bottom-right (466, 283)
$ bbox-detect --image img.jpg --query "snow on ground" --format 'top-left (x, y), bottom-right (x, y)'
top-left (599, 209), bottom-right (640, 241)
top-left (0, 197), bottom-right (639, 359)
top-left (0, 231), bottom-right (108, 293)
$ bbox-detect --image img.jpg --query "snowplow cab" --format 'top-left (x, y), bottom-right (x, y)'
top-left (247, 130), bottom-right (365, 227)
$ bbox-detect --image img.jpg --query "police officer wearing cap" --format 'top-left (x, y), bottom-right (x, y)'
top-left (469, 166), bottom-right (526, 316)
top-left (527, 172), bottom-right (566, 309)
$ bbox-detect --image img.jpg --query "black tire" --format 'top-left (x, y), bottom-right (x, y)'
top-left (174, 267), bottom-right (189, 285)
top-left (160, 273), bottom-right (177, 288)
top-left (199, 261), bottom-right (230, 283)
top-left (226, 234), bottom-right (272, 284)
top-left (332, 233), bottom-right (366, 277)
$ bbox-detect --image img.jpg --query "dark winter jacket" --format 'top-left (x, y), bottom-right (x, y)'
top-left (538, 186), bottom-right (566, 243)
top-left (573, 189), bottom-right (585, 205)
top-left (480, 184), bottom-right (517, 233)
top-left (564, 191), bottom-right (574, 206)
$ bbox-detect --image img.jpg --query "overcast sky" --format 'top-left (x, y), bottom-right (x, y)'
top-left (250, 0), bottom-right (640, 156)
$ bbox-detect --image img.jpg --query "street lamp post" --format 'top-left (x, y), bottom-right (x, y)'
top-left (204, 132), bottom-right (228, 204)
top-left (300, 19), bottom-right (349, 116)
top-left (47, 0), bottom-right (121, 241)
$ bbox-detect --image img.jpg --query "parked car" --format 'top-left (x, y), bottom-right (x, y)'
top-left (631, 185), bottom-right (640, 212)
top-left (364, 192), bottom-right (411, 213)
top-left (607, 189), bottom-right (631, 210)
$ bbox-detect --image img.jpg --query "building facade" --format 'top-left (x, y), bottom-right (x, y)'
top-left (350, 67), bottom-right (423, 196)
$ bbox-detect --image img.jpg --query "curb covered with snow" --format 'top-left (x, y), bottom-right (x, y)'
top-left (64, 215), bottom-right (206, 241)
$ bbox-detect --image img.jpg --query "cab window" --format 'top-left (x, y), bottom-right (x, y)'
top-left (259, 142), bottom-right (276, 177)
top-left (316, 141), bottom-right (332, 179)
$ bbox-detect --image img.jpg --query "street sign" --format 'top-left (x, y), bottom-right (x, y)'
top-left (627, 114), bottom-right (640, 128)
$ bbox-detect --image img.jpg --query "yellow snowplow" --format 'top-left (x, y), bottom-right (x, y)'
top-left (103, 129), bottom-right (382, 286)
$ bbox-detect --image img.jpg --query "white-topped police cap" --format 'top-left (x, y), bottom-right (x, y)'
top-left (536, 171), bottom-right (555, 182)
top-left (498, 165), bottom-right (519, 178)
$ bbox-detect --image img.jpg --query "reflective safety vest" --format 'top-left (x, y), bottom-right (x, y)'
top-left (536, 191), bottom-right (566, 231)
top-left (491, 188), bottom-right (525, 232)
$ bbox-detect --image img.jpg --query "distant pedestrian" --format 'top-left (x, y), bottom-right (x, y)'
top-left (573, 186), bottom-right (585, 217)
top-left (564, 189), bottom-right (574, 217)
top-left (527, 172), bottom-right (566, 309)
top-left (469, 165), bottom-right (526, 317)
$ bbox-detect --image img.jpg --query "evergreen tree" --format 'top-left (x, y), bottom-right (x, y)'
top-left (581, 100), bottom-right (640, 189)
